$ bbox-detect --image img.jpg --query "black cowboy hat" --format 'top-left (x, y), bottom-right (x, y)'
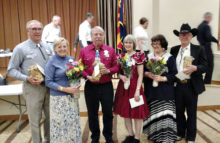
top-left (173, 23), bottom-right (198, 37)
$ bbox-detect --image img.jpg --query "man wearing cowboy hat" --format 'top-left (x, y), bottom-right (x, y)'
top-left (170, 23), bottom-right (207, 143)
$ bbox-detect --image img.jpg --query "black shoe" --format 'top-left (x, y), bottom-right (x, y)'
top-left (122, 136), bottom-right (134, 143)
top-left (133, 138), bottom-right (140, 143)
top-left (91, 139), bottom-right (99, 143)
top-left (106, 139), bottom-right (114, 143)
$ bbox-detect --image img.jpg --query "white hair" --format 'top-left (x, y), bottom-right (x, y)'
top-left (52, 15), bottom-right (61, 21)
top-left (91, 26), bottom-right (105, 36)
top-left (26, 20), bottom-right (43, 30)
top-left (204, 12), bottom-right (212, 18)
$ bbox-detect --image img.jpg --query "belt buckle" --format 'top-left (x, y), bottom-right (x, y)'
top-left (180, 79), bottom-right (187, 84)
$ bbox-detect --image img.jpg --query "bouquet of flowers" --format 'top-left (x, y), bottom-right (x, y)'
top-left (146, 56), bottom-right (166, 87)
top-left (66, 59), bottom-right (85, 87)
top-left (65, 58), bottom-right (86, 100)
top-left (118, 53), bottom-right (136, 89)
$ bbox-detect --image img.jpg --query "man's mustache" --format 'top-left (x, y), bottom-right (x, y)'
top-left (96, 38), bottom-right (102, 41)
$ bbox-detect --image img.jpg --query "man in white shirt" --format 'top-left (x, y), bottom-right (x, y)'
top-left (133, 17), bottom-right (149, 55)
top-left (79, 13), bottom-right (94, 49)
top-left (42, 15), bottom-right (61, 54)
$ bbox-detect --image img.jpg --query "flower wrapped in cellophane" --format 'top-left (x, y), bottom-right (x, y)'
top-left (65, 59), bottom-right (85, 87)
top-left (146, 56), bottom-right (166, 87)
top-left (65, 58), bottom-right (86, 99)
top-left (117, 53), bottom-right (136, 89)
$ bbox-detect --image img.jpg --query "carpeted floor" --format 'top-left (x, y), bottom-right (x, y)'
top-left (0, 110), bottom-right (220, 143)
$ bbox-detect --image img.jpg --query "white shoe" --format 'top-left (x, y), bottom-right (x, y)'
top-left (177, 136), bottom-right (182, 141)
top-left (187, 141), bottom-right (194, 143)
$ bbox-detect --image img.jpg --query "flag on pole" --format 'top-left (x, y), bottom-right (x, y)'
top-left (117, 0), bottom-right (127, 50)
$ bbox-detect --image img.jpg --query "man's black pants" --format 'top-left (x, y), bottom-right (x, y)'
top-left (84, 81), bottom-right (114, 142)
top-left (175, 82), bottom-right (198, 141)
top-left (203, 44), bottom-right (214, 84)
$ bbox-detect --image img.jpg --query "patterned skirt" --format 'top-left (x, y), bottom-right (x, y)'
top-left (50, 95), bottom-right (82, 143)
top-left (143, 100), bottom-right (177, 143)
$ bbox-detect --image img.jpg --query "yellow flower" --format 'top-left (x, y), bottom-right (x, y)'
top-left (66, 70), bottom-right (72, 76)
top-left (79, 65), bottom-right (84, 70)
top-left (162, 59), bottom-right (166, 64)
top-left (79, 59), bottom-right (82, 63)
top-left (124, 53), bottom-right (128, 60)
top-left (74, 67), bottom-right (80, 72)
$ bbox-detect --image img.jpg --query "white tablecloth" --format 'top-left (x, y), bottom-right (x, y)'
top-left (0, 52), bottom-right (13, 58)
top-left (0, 84), bottom-right (23, 96)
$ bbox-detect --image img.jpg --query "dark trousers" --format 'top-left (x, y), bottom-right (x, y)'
top-left (79, 41), bottom-right (92, 49)
top-left (203, 44), bottom-right (214, 84)
top-left (84, 81), bottom-right (114, 143)
top-left (136, 50), bottom-right (149, 56)
top-left (175, 82), bottom-right (198, 141)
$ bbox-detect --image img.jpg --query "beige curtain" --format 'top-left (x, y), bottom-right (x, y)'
top-left (97, 0), bottom-right (132, 52)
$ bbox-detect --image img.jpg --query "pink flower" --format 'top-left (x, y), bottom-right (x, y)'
top-left (155, 56), bottom-right (159, 61)
top-left (150, 58), bottom-right (154, 62)
top-left (73, 61), bottom-right (79, 66)
top-left (67, 63), bottom-right (71, 66)
top-left (69, 66), bottom-right (73, 69)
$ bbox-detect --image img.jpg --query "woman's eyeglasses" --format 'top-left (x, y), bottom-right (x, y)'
top-left (151, 42), bottom-right (161, 46)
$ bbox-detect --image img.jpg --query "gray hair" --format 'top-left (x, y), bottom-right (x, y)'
top-left (86, 13), bottom-right (94, 19)
top-left (26, 20), bottom-right (43, 30)
top-left (204, 12), bottom-right (212, 18)
top-left (91, 26), bottom-right (105, 36)
top-left (123, 34), bottom-right (137, 50)
top-left (52, 15), bottom-right (61, 21)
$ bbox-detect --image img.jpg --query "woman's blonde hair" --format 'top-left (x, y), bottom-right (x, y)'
top-left (123, 34), bottom-right (137, 50)
top-left (53, 37), bottom-right (69, 49)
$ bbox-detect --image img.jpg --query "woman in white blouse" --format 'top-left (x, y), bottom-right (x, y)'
top-left (133, 17), bottom-right (150, 55)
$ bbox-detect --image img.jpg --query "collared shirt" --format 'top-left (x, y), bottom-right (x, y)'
top-left (176, 44), bottom-right (191, 72)
top-left (7, 39), bottom-right (52, 81)
top-left (79, 20), bottom-right (92, 47)
top-left (45, 54), bottom-right (74, 96)
top-left (42, 23), bottom-right (61, 43)
top-left (133, 25), bottom-right (149, 51)
top-left (79, 44), bottom-right (118, 84)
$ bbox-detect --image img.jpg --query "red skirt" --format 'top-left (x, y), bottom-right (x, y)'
top-left (113, 79), bottom-right (150, 119)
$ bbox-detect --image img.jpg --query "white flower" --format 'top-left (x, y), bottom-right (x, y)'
top-left (104, 50), bottom-right (109, 57)
top-left (69, 59), bottom-right (74, 63)
top-left (131, 59), bottom-right (135, 65)
top-left (127, 60), bottom-right (133, 67)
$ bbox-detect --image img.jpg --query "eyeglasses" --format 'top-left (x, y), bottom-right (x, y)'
top-left (151, 42), bottom-right (161, 46)
top-left (29, 27), bottom-right (42, 31)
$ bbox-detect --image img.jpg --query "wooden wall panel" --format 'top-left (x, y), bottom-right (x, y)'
top-left (0, 0), bottom-right (5, 67)
top-left (0, 0), bottom-right (98, 67)
top-left (32, 0), bottom-right (40, 20)
top-left (10, 0), bottom-right (20, 46)
top-left (17, 0), bottom-right (26, 41)
top-left (39, 0), bottom-right (48, 24)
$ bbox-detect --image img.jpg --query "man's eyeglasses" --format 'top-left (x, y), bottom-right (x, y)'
top-left (29, 27), bottom-right (42, 31)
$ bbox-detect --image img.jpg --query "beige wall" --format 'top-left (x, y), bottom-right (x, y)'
top-left (133, 0), bottom-right (220, 81)
top-left (133, 0), bottom-right (219, 49)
